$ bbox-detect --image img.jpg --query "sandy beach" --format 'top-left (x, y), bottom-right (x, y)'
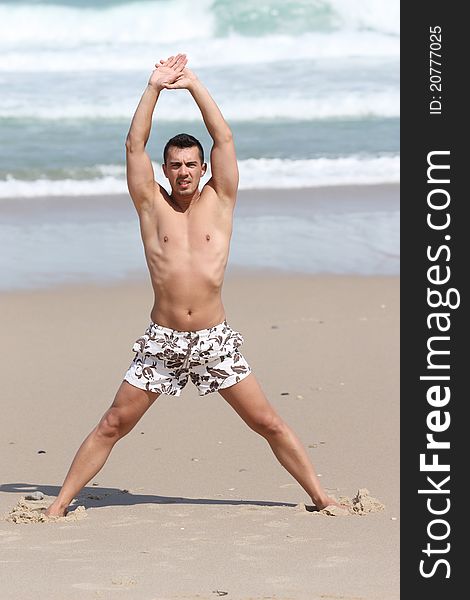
top-left (0, 271), bottom-right (399, 599)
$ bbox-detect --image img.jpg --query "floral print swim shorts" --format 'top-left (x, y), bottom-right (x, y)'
top-left (124, 320), bottom-right (251, 396)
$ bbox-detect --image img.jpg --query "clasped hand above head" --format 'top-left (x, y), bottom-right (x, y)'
top-left (148, 53), bottom-right (198, 92)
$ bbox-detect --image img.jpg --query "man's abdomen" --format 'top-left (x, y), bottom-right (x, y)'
top-left (149, 260), bottom-right (227, 332)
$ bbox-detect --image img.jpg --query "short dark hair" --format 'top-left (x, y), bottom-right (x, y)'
top-left (163, 133), bottom-right (204, 165)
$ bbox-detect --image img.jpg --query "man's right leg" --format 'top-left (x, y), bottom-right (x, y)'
top-left (45, 381), bottom-right (159, 516)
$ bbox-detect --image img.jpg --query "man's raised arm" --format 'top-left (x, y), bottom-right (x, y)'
top-left (163, 67), bottom-right (238, 202)
top-left (125, 54), bottom-right (187, 208)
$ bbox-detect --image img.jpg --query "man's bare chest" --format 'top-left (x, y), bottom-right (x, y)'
top-left (140, 197), bottom-right (232, 253)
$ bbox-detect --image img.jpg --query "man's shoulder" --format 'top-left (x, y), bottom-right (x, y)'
top-left (201, 179), bottom-right (237, 206)
top-left (131, 181), bottom-right (169, 216)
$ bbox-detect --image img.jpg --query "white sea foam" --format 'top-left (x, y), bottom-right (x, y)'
top-left (0, 0), bottom-right (399, 48)
top-left (0, 0), bottom-right (215, 45)
top-left (0, 175), bottom-right (127, 199)
top-left (330, 0), bottom-right (399, 35)
top-left (0, 31), bottom-right (399, 73)
top-left (237, 156), bottom-right (400, 189)
top-left (0, 1), bottom-right (399, 124)
top-left (0, 0), bottom-right (399, 74)
top-left (0, 88), bottom-right (399, 121)
top-left (0, 155), bottom-right (399, 198)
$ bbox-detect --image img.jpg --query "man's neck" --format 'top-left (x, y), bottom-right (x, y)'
top-left (169, 189), bottom-right (201, 213)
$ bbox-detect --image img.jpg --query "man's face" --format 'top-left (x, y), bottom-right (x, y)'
top-left (162, 146), bottom-right (206, 196)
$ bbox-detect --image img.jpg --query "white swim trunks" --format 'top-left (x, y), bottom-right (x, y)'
top-left (124, 320), bottom-right (251, 396)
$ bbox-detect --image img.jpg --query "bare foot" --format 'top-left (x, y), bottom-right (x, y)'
top-left (312, 495), bottom-right (345, 511)
top-left (44, 501), bottom-right (68, 518)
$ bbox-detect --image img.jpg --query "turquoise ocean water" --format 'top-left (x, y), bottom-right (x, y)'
top-left (0, 0), bottom-right (399, 289)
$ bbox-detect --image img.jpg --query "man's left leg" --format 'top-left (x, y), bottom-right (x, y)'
top-left (219, 373), bottom-right (339, 510)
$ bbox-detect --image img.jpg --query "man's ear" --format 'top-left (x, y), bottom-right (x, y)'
top-left (201, 162), bottom-right (207, 176)
top-left (162, 163), bottom-right (168, 179)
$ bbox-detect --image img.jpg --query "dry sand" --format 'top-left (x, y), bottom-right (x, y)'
top-left (0, 272), bottom-right (399, 599)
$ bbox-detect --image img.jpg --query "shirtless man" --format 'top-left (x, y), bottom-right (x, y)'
top-left (45, 54), bottom-right (339, 517)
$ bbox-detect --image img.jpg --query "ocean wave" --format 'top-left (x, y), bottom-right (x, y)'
top-left (0, 1), bottom-right (399, 76)
top-left (238, 156), bottom-right (400, 188)
top-left (0, 0), bottom-right (399, 48)
top-left (0, 0), bottom-right (215, 45)
top-left (0, 31), bottom-right (398, 72)
top-left (0, 155), bottom-right (399, 198)
top-left (214, 0), bottom-right (399, 36)
top-left (0, 88), bottom-right (399, 121)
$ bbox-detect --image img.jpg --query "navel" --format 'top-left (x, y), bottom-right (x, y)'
top-left (206, 234), bottom-right (210, 241)
top-left (163, 235), bottom-right (168, 243)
